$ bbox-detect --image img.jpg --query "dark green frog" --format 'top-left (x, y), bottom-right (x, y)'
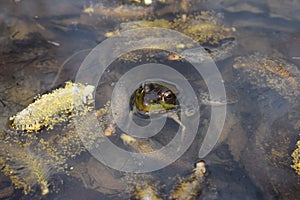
top-left (132, 81), bottom-right (178, 114)
top-left (130, 81), bottom-right (185, 132)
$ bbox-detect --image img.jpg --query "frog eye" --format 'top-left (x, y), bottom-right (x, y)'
top-left (163, 91), bottom-right (173, 100)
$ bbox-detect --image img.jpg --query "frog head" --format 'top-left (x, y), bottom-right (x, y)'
top-left (131, 81), bottom-right (179, 115)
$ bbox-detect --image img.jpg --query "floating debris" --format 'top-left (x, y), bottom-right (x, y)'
top-left (43, 103), bottom-right (113, 160)
top-left (233, 53), bottom-right (300, 102)
top-left (82, 3), bottom-right (153, 19)
top-left (174, 38), bottom-right (237, 62)
top-left (199, 83), bottom-right (239, 106)
top-left (132, 182), bottom-right (163, 200)
top-left (0, 135), bottom-right (64, 195)
top-left (9, 81), bottom-right (95, 132)
top-left (0, 145), bottom-right (50, 195)
top-left (121, 133), bottom-right (157, 153)
top-left (108, 11), bottom-right (235, 46)
top-left (104, 19), bottom-right (172, 38)
top-left (291, 139), bottom-right (300, 175)
top-left (131, 0), bottom-right (153, 6)
top-left (59, 112), bottom-right (108, 157)
top-left (169, 160), bottom-right (206, 200)
top-left (0, 103), bottom-right (112, 196)
top-left (104, 123), bottom-right (116, 136)
top-left (174, 11), bottom-right (236, 46)
top-left (106, 11), bottom-right (236, 63)
top-left (95, 101), bottom-right (116, 136)
top-left (47, 40), bottom-right (60, 47)
top-left (153, 0), bottom-right (192, 15)
top-left (119, 18), bottom-right (173, 30)
top-left (0, 100), bottom-right (115, 196)
top-left (199, 92), bottom-right (237, 106)
top-left (47, 125), bottom-right (86, 159)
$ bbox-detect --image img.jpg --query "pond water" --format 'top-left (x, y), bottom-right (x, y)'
top-left (0, 0), bottom-right (300, 199)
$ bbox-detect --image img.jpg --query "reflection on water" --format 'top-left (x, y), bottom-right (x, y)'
top-left (0, 0), bottom-right (300, 199)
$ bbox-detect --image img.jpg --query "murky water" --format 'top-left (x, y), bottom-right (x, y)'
top-left (0, 0), bottom-right (300, 199)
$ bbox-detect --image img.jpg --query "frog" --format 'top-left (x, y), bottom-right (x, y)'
top-left (130, 81), bottom-right (186, 133)
top-left (129, 80), bottom-right (239, 136)
top-left (131, 81), bottom-right (178, 114)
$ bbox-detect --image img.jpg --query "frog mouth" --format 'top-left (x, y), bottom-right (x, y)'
top-left (130, 108), bottom-right (181, 131)
top-left (130, 110), bottom-right (160, 127)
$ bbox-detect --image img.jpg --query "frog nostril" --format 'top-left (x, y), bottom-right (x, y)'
top-left (143, 83), bottom-right (155, 93)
